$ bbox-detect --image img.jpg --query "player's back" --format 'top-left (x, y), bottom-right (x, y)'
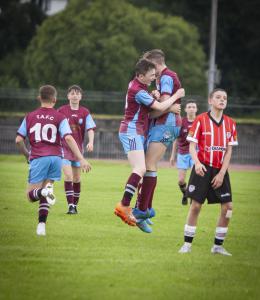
top-left (25, 107), bottom-right (67, 159)
top-left (156, 68), bottom-right (182, 126)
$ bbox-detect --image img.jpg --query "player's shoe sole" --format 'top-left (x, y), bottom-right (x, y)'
top-left (114, 202), bottom-right (136, 226)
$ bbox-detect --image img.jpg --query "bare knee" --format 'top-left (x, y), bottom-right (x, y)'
top-left (190, 201), bottom-right (202, 215)
top-left (133, 167), bottom-right (146, 177)
top-left (222, 202), bottom-right (233, 218)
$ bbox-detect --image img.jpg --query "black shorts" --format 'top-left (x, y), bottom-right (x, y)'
top-left (186, 165), bottom-right (232, 204)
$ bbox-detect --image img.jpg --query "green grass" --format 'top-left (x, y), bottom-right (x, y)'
top-left (0, 155), bottom-right (260, 300)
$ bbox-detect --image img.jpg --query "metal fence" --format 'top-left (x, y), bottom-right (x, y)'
top-left (1, 126), bottom-right (260, 165)
top-left (0, 88), bottom-right (260, 117)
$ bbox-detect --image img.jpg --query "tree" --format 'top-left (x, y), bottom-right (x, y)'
top-left (129, 0), bottom-right (260, 97)
top-left (0, 0), bottom-right (45, 87)
top-left (25, 0), bottom-right (206, 93)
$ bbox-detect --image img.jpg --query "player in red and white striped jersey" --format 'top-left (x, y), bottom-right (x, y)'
top-left (179, 88), bottom-right (238, 256)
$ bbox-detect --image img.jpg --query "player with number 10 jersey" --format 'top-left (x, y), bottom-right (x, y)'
top-left (18, 107), bottom-right (71, 160)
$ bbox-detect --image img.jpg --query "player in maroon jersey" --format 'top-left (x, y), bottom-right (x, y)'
top-left (134, 49), bottom-right (182, 226)
top-left (114, 59), bottom-right (185, 231)
top-left (170, 100), bottom-right (198, 205)
top-left (179, 89), bottom-right (238, 256)
top-left (58, 85), bottom-right (96, 215)
top-left (15, 85), bottom-right (91, 236)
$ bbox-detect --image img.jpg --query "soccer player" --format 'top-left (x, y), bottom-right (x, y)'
top-left (170, 100), bottom-right (198, 205)
top-left (58, 85), bottom-right (96, 215)
top-left (178, 88), bottom-right (238, 256)
top-left (114, 58), bottom-right (185, 231)
top-left (134, 49), bottom-right (182, 225)
top-left (15, 85), bottom-right (91, 236)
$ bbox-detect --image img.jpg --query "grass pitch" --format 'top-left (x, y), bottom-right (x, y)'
top-left (0, 155), bottom-right (259, 300)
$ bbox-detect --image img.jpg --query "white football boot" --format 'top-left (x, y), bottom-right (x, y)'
top-left (211, 245), bottom-right (232, 256)
top-left (41, 183), bottom-right (56, 205)
top-left (178, 243), bottom-right (192, 253)
top-left (36, 222), bottom-right (46, 236)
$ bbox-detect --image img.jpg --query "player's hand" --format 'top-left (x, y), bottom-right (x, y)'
top-left (80, 159), bottom-right (91, 172)
top-left (195, 161), bottom-right (207, 177)
top-left (169, 156), bottom-right (175, 166)
top-left (86, 143), bottom-right (94, 152)
top-left (175, 88), bottom-right (185, 99)
top-left (211, 171), bottom-right (225, 189)
top-left (151, 90), bottom-right (160, 100)
top-left (170, 103), bottom-right (181, 114)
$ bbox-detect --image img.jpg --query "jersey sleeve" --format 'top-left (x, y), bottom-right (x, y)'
top-left (186, 117), bottom-right (201, 143)
top-left (135, 90), bottom-right (155, 107)
top-left (17, 118), bottom-right (27, 138)
top-left (59, 118), bottom-right (72, 138)
top-left (85, 114), bottom-right (96, 131)
top-left (160, 75), bottom-right (174, 95)
top-left (228, 121), bottom-right (238, 146)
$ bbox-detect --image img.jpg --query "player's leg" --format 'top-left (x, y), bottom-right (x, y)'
top-left (72, 165), bottom-right (81, 213)
top-left (210, 202), bottom-right (232, 254)
top-left (178, 169), bottom-right (188, 205)
top-left (179, 165), bottom-right (209, 253)
top-left (176, 154), bottom-right (189, 205)
top-left (211, 171), bottom-right (233, 256)
top-left (179, 200), bottom-right (202, 253)
top-left (135, 142), bottom-right (164, 212)
top-left (62, 160), bottom-right (75, 214)
top-left (115, 149), bottom-right (146, 226)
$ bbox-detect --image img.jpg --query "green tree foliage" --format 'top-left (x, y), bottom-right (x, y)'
top-left (129, 0), bottom-right (260, 97)
top-left (25, 0), bottom-right (206, 93)
top-left (0, 0), bottom-right (45, 87)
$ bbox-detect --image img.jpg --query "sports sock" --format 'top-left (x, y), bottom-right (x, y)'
top-left (137, 171), bottom-right (157, 211)
top-left (64, 181), bottom-right (74, 205)
top-left (38, 196), bottom-right (50, 223)
top-left (28, 188), bottom-right (43, 202)
top-left (214, 227), bottom-right (228, 246)
top-left (73, 182), bottom-right (81, 205)
top-left (121, 173), bottom-right (141, 206)
top-left (178, 182), bottom-right (187, 195)
top-left (184, 224), bottom-right (197, 243)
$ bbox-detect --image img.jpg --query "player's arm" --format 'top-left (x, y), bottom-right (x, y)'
top-left (15, 135), bottom-right (29, 162)
top-left (170, 139), bottom-right (178, 166)
top-left (150, 94), bottom-right (181, 118)
top-left (59, 118), bottom-right (91, 172)
top-left (15, 117), bottom-right (29, 162)
top-left (150, 88), bottom-right (185, 112)
top-left (65, 135), bottom-right (91, 172)
top-left (211, 145), bottom-right (232, 189)
top-left (85, 114), bottom-right (96, 152)
top-left (86, 129), bottom-right (94, 152)
top-left (189, 142), bottom-right (206, 177)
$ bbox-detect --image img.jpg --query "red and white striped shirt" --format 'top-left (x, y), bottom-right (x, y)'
top-left (187, 112), bottom-right (238, 169)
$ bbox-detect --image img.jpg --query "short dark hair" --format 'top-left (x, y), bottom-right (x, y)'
top-left (135, 59), bottom-right (155, 76)
top-left (67, 85), bottom-right (83, 94)
top-left (185, 100), bottom-right (197, 107)
top-left (209, 88), bottom-right (227, 98)
top-left (143, 49), bottom-right (165, 64)
top-left (39, 85), bottom-right (57, 102)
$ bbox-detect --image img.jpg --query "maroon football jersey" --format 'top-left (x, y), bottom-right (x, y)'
top-left (119, 78), bottom-right (155, 136)
top-left (57, 105), bottom-right (96, 161)
top-left (17, 107), bottom-right (72, 160)
top-left (178, 117), bottom-right (194, 154)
